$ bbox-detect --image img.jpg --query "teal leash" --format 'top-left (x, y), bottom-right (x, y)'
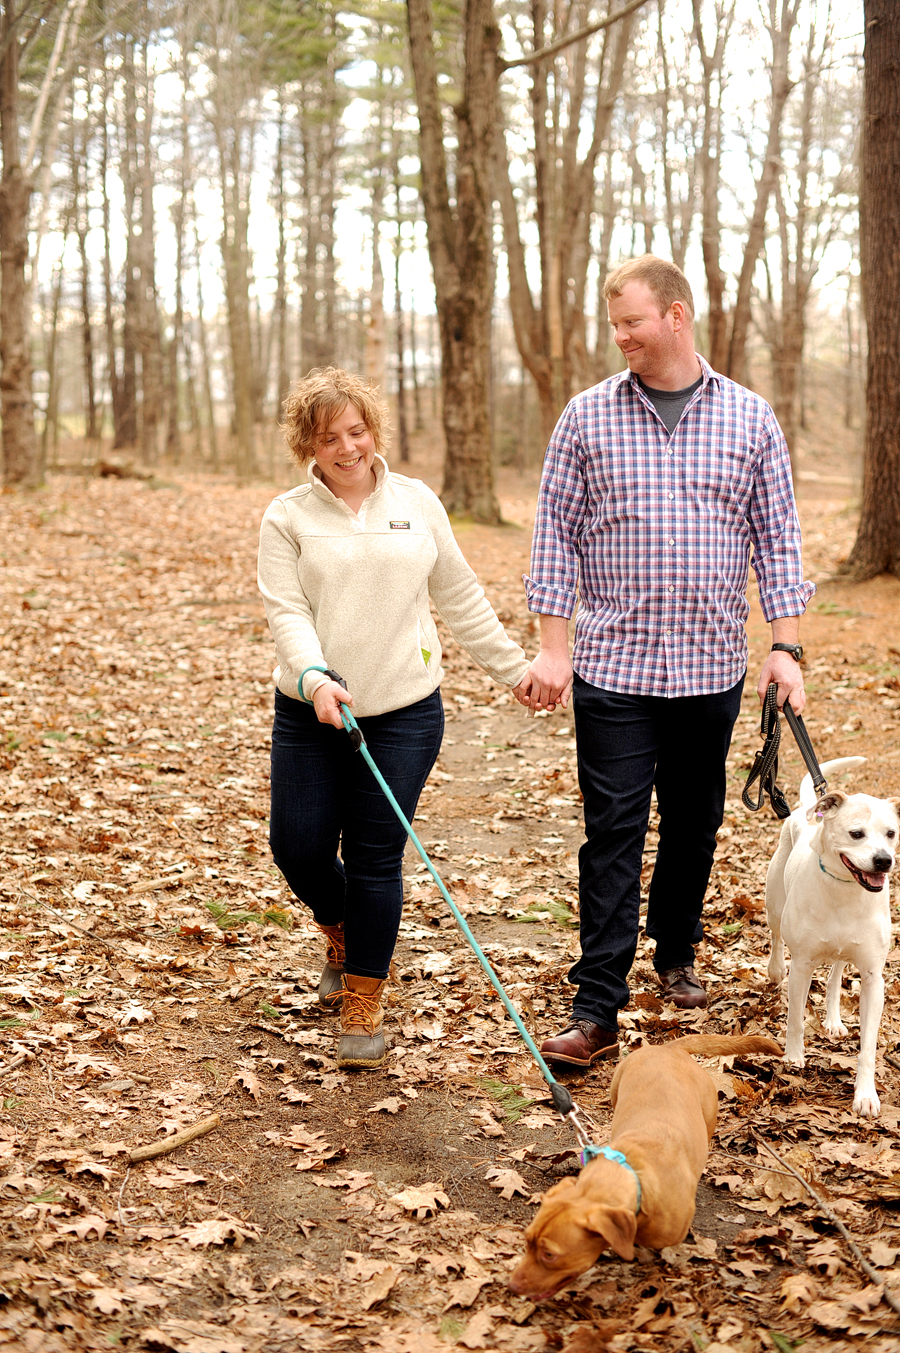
top-left (296, 666), bottom-right (598, 1147)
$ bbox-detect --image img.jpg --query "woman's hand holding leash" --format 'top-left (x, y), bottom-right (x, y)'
top-left (313, 679), bottom-right (354, 728)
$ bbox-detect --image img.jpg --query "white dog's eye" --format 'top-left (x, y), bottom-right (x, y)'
top-left (887, 829), bottom-right (896, 840)
top-left (849, 829), bottom-right (865, 840)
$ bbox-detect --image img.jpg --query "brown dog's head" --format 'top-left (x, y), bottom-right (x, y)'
top-left (508, 1177), bottom-right (638, 1301)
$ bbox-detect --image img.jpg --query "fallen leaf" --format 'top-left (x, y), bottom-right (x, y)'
top-left (177, 1216), bottom-right (260, 1248)
top-left (368, 1097), bottom-right (403, 1114)
top-left (458, 1308), bottom-right (495, 1348)
top-left (90, 1287), bottom-right (126, 1315)
top-left (390, 1184), bottom-right (450, 1218)
top-left (781, 1272), bottom-right (819, 1312)
top-left (360, 1265), bottom-right (402, 1310)
top-left (484, 1167), bottom-right (530, 1200)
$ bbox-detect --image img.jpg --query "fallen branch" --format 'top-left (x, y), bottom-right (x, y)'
top-left (129, 1113), bottom-right (220, 1163)
top-left (19, 889), bottom-right (115, 952)
top-left (0, 1050), bottom-right (36, 1078)
top-left (752, 1133), bottom-right (900, 1317)
top-left (885, 1052), bottom-right (900, 1075)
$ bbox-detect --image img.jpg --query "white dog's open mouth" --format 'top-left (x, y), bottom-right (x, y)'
top-left (840, 854), bottom-right (888, 892)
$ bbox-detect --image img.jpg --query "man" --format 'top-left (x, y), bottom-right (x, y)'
top-left (520, 255), bottom-right (814, 1069)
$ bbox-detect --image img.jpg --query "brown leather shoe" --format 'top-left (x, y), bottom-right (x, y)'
top-left (657, 965), bottom-right (707, 1009)
top-left (540, 1019), bottom-right (619, 1068)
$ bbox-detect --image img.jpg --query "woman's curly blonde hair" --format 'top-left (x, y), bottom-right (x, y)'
top-left (280, 367), bottom-right (391, 466)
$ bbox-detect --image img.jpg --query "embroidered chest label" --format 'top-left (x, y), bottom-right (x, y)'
top-left (389, 521), bottom-right (411, 529)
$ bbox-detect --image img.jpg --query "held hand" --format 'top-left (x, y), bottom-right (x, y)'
top-left (519, 652), bottom-right (574, 713)
top-left (312, 679), bottom-right (354, 729)
top-left (757, 652), bottom-right (806, 715)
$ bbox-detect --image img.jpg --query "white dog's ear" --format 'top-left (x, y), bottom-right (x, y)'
top-left (582, 1204), bottom-right (637, 1260)
top-left (887, 796), bottom-right (900, 814)
top-left (806, 791), bottom-right (846, 823)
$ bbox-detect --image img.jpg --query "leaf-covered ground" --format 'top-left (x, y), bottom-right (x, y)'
top-left (1, 448), bottom-right (899, 1353)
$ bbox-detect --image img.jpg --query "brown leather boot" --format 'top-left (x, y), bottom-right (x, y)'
top-left (336, 974), bottom-right (386, 1069)
top-left (314, 922), bottom-right (345, 1011)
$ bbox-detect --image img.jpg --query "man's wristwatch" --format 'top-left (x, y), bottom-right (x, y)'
top-left (771, 642), bottom-right (803, 662)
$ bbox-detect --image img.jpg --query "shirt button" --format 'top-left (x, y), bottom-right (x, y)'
top-left (668, 585), bottom-right (675, 593)
top-left (668, 493), bottom-right (674, 500)
top-left (668, 538), bottom-right (675, 546)
top-left (666, 449), bottom-right (674, 456)
top-left (665, 630), bottom-right (672, 636)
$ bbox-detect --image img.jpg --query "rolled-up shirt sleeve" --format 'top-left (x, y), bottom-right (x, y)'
top-left (748, 409), bottom-right (816, 622)
top-left (524, 402), bottom-right (586, 618)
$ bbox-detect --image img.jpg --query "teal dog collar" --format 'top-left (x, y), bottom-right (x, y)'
top-left (580, 1144), bottom-right (642, 1215)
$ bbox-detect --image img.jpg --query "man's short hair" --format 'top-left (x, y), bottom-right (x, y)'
top-left (603, 255), bottom-right (695, 323)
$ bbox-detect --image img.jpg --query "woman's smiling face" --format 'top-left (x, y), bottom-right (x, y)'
top-left (313, 402), bottom-right (376, 499)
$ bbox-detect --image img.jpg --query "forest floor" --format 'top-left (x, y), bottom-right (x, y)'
top-left (1, 422), bottom-right (900, 1353)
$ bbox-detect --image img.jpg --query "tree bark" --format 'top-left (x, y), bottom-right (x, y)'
top-left (407, 0), bottom-right (501, 522)
top-left (844, 0), bottom-right (900, 580)
top-left (0, 0), bottom-right (38, 487)
top-left (727, 0), bottom-right (800, 384)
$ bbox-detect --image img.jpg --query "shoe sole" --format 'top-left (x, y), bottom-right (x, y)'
top-left (543, 1042), bottom-right (619, 1068)
top-left (336, 1055), bottom-right (387, 1069)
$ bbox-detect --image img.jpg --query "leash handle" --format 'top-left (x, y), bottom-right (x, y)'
top-left (782, 702), bottom-right (828, 798)
top-left (741, 683), bottom-right (791, 818)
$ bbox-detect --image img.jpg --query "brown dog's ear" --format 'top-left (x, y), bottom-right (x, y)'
top-left (582, 1204), bottom-right (638, 1261)
top-left (806, 791), bottom-right (846, 823)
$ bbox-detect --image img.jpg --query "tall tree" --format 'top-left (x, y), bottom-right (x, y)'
top-left (407, 0), bottom-right (501, 521)
top-left (496, 0), bottom-right (639, 443)
top-left (844, 0), bottom-right (900, 579)
top-left (0, 0), bottom-right (38, 485)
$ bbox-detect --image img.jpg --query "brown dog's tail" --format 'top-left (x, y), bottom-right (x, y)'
top-left (669, 1034), bottom-right (783, 1058)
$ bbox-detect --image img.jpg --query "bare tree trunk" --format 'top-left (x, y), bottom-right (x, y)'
top-left (42, 208), bottom-right (71, 472)
top-left (727, 0), bottom-right (800, 384)
top-left (100, 38), bottom-right (124, 446)
top-left (75, 124), bottom-right (98, 444)
top-left (407, 0), bottom-right (501, 521)
top-left (693, 0), bottom-right (731, 374)
top-left (393, 172), bottom-right (410, 464)
top-left (273, 97), bottom-right (291, 417)
top-left (845, 0), bottom-right (900, 580)
top-left (0, 0), bottom-right (38, 486)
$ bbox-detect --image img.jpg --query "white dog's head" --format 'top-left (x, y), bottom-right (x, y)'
top-left (807, 792), bottom-right (900, 892)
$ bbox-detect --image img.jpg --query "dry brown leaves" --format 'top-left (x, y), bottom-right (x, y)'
top-left (0, 463), bottom-right (899, 1352)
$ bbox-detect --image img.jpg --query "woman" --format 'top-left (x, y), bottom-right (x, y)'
top-left (258, 368), bottom-right (530, 1070)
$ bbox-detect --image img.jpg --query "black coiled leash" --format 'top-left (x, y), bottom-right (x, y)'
top-left (742, 681), bottom-right (828, 819)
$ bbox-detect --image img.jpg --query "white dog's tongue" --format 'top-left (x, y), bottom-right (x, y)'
top-left (841, 854), bottom-right (887, 891)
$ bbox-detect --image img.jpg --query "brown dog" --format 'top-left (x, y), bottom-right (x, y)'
top-left (509, 1034), bottom-right (781, 1300)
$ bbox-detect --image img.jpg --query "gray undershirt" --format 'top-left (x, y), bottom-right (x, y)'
top-left (637, 375), bottom-right (703, 436)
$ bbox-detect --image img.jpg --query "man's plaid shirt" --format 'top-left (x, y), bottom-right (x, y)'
top-left (524, 357), bottom-right (815, 698)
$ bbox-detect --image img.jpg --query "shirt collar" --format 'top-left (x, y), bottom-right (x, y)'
top-left (612, 353), bottom-right (721, 398)
top-left (307, 452), bottom-right (389, 505)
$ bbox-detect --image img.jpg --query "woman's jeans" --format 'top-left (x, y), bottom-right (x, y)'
top-left (569, 673), bottom-right (744, 1032)
top-left (269, 688), bottom-right (444, 980)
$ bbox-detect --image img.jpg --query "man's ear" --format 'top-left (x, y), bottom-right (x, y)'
top-left (806, 791), bottom-right (846, 823)
top-left (582, 1204), bottom-right (637, 1261)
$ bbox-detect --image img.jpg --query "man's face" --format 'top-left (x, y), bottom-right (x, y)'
top-left (607, 280), bottom-right (683, 386)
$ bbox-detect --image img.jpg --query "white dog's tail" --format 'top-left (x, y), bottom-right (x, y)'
top-left (799, 755), bottom-right (866, 809)
top-left (669, 1034), bottom-right (783, 1058)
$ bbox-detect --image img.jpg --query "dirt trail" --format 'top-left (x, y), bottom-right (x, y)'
top-left (0, 450), bottom-right (898, 1352)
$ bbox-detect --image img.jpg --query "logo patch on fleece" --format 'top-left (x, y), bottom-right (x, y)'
top-left (390, 521), bottom-right (411, 530)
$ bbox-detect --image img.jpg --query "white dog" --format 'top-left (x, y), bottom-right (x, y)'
top-left (766, 756), bottom-right (898, 1118)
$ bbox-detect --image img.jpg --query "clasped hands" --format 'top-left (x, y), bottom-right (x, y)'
top-left (511, 652), bottom-right (573, 715)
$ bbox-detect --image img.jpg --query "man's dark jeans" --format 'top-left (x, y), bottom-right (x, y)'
top-left (569, 673), bottom-right (744, 1031)
top-left (269, 688), bottom-right (443, 980)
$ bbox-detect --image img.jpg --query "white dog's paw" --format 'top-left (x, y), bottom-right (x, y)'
top-left (823, 1018), bottom-right (849, 1038)
top-left (782, 1051), bottom-right (805, 1069)
top-left (766, 957), bottom-right (786, 985)
top-left (852, 1088), bottom-right (881, 1119)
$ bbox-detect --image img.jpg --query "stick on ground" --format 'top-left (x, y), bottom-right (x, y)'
top-left (753, 1133), bottom-right (900, 1318)
top-left (129, 1113), bottom-right (221, 1163)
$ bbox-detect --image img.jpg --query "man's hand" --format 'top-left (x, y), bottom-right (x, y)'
top-left (312, 679), bottom-right (354, 728)
top-left (516, 650), bottom-right (574, 713)
top-left (757, 651), bottom-right (805, 714)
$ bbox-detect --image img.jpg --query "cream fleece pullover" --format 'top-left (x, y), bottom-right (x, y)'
top-left (258, 455), bottom-right (530, 718)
